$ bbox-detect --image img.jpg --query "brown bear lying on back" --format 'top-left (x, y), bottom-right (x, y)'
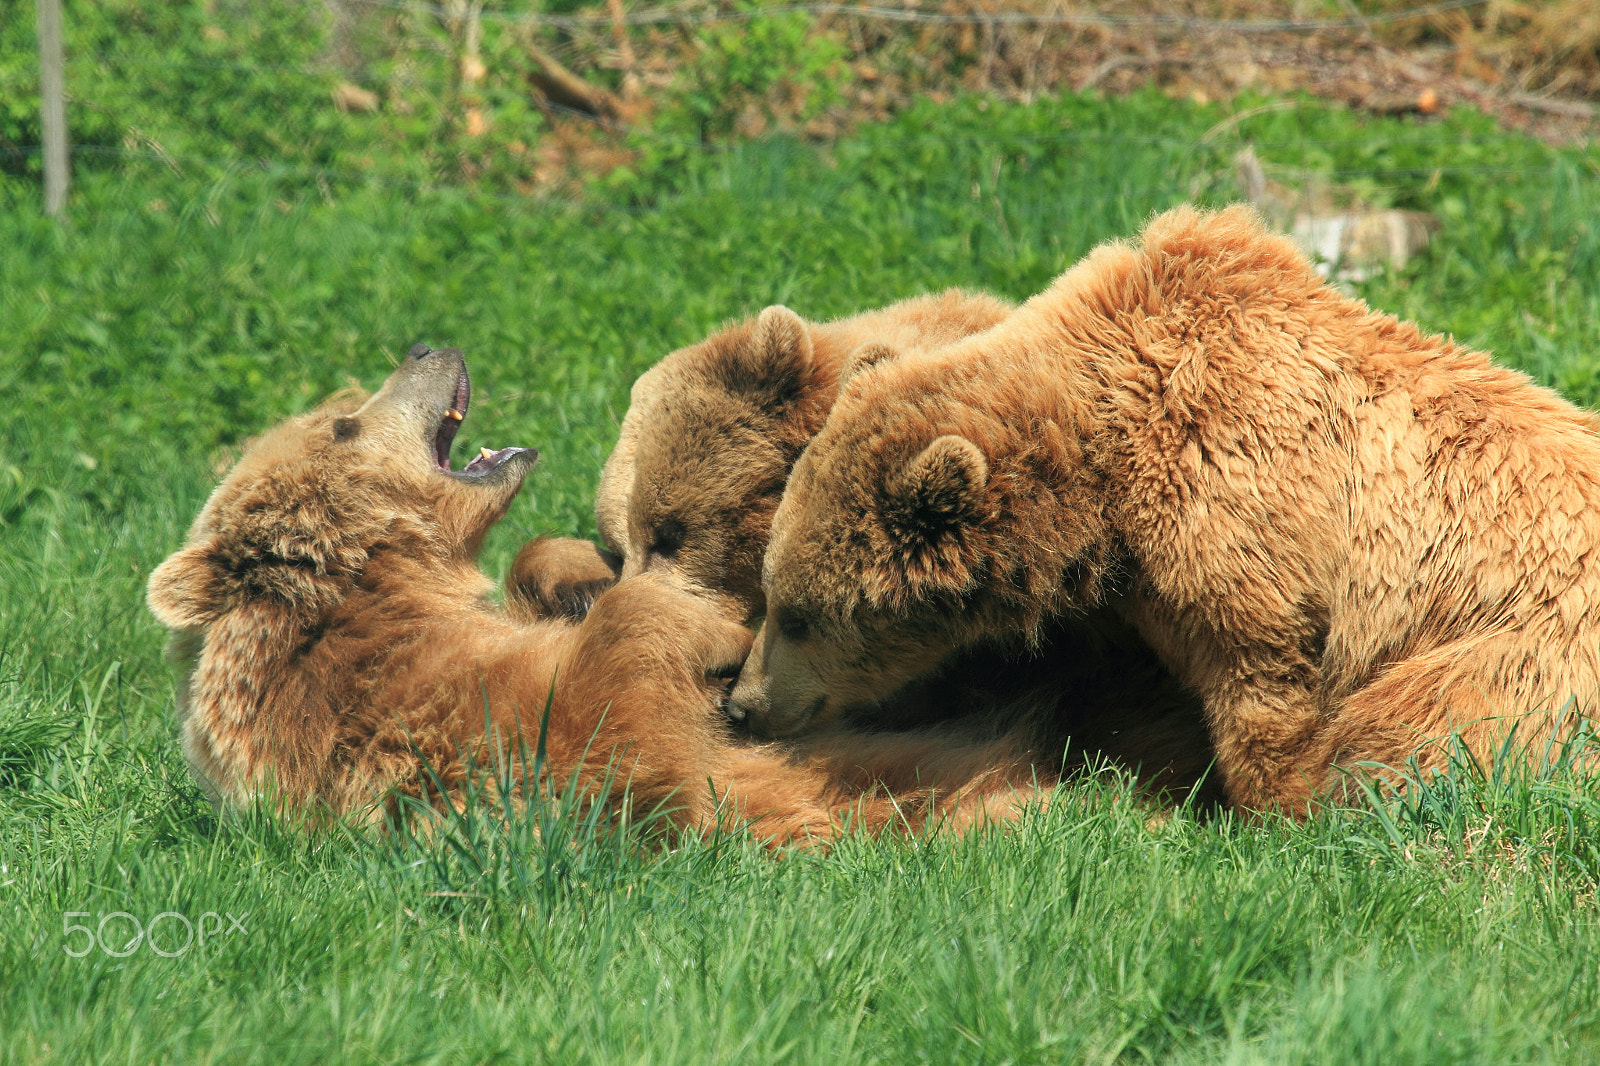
top-left (147, 345), bottom-right (1057, 843)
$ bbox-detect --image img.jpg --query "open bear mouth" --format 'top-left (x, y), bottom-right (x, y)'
top-left (432, 365), bottom-right (534, 478)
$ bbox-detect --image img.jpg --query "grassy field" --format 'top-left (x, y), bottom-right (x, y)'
top-left (5, 90), bottom-right (1600, 1063)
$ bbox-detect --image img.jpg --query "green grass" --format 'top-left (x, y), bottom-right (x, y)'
top-left (4, 89), bottom-right (1600, 1063)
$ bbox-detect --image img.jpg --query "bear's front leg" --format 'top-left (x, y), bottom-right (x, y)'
top-left (1199, 669), bottom-right (1326, 813)
top-left (1306, 630), bottom-right (1600, 801)
top-left (505, 536), bottom-right (621, 623)
top-left (1126, 597), bottom-right (1326, 813)
top-left (551, 573), bottom-right (754, 832)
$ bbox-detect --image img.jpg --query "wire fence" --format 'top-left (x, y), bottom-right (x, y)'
top-left (343, 0), bottom-right (1492, 31)
top-left (48, 0), bottom-right (1507, 91)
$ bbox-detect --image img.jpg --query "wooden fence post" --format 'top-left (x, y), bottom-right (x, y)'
top-left (37, 0), bottom-right (69, 216)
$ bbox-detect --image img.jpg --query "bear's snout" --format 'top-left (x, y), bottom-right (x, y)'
top-left (725, 661), bottom-right (767, 726)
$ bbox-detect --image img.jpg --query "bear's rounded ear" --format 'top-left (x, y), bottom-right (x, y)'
top-left (147, 541), bottom-right (225, 630)
top-left (713, 305), bottom-right (814, 408)
top-left (754, 304), bottom-right (812, 368)
top-left (840, 342), bottom-right (898, 386)
top-left (883, 435), bottom-right (989, 546)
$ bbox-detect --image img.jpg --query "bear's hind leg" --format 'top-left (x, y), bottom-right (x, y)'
top-left (1309, 633), bottom-right (1600, 801)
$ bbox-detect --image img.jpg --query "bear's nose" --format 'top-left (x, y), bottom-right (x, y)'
top-left (726, 674), bottom-right (768, 726)
top-left (406, 343), bottom-right (433, 361)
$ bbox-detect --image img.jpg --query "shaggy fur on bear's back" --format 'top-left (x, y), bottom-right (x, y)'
top-left (591, 289), bottom-right (1223, 808)
top-left (737, 204), bottom-right (1600, 812)
top-left (148, 348), bottom-right (1057, 843)
top-left (595, 289), bottom-right (1013, 615)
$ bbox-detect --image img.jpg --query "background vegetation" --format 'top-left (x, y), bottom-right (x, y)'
top-left (5, 1), bottom-right (1600, 1061)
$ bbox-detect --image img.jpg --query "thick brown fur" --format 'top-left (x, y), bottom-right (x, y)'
top-left (148, 350), bottom-right (1058, 845)
top-left (595, 289), bottom-right (1014, 616)
top-left (518, 538), bottom-right (1223, 810)
top-left (594, 291), bottom-right (1223, 806)
top-left (505, 536), bottom-right (621, 623)
top-left (736, 204), bottom-right (1600, 814)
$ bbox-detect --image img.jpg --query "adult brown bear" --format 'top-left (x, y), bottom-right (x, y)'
top-left (732, 205), bottom-right (1600, 813)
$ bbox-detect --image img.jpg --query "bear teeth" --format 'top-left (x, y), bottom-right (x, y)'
top-left (446, 408), bottom-right (464, 422)
top-left (480, 447), bottom-right (494, 460)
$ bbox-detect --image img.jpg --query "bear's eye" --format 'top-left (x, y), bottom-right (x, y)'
top-left (776, 609), bottom-right (811, 642)
top-left (332, 417), bottom-right (360, 441)
top-left (648, 519), bottom-right (684, 561)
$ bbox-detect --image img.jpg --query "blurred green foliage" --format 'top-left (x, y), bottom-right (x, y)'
top-left (0, 0), bottom-right (854, 194)
top-left (622, 5), bottom-right (848, 178)
top-left (0, 0), bottom-right (548, 187)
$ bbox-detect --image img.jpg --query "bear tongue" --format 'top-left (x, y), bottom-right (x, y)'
top-left (433, 368), bottom-right (472, 471)
top-left (434, 407), bottom-right (463, 470)
top-left (463, 446), bottom-right (513, 475)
